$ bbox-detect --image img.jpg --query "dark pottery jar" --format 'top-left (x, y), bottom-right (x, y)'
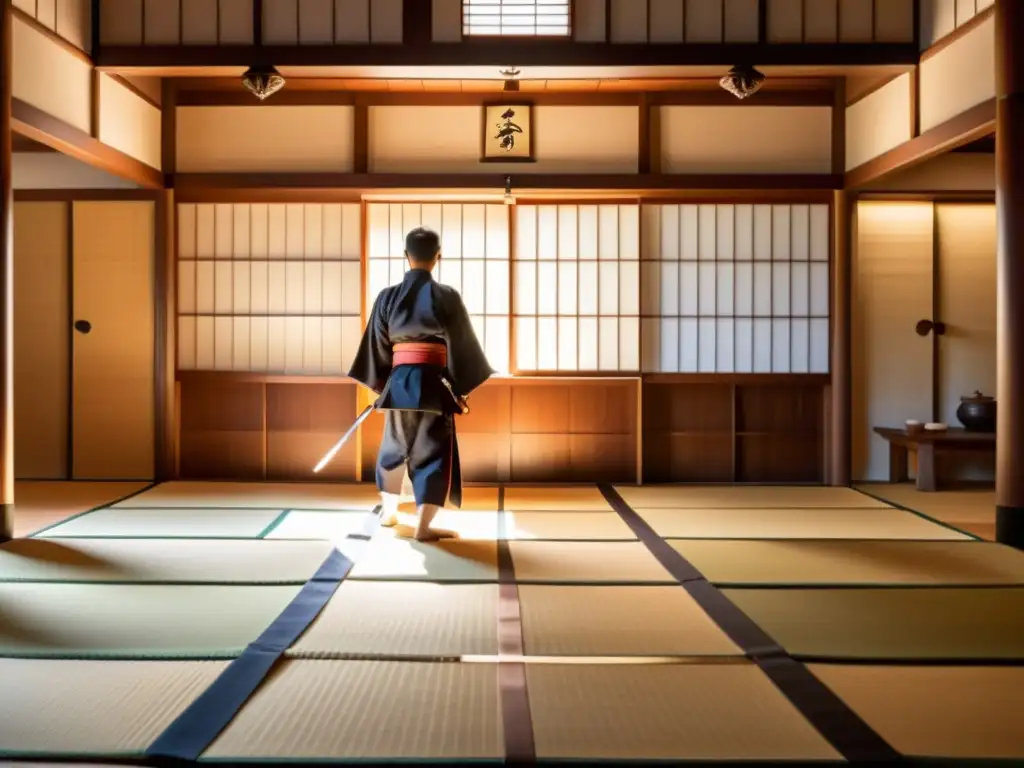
top-left (956, 391), bottom-right (996, 432)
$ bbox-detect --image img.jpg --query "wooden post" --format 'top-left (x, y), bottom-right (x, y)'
top-left (0, 0), bottom-right (13, 540)
top-left (996, 0), bottom-right (1024, 547)
top-left (830, 189), bottom-right (851, 486)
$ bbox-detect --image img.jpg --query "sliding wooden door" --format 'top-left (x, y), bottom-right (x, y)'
top-left (71, 201), bottom-right (155, 479)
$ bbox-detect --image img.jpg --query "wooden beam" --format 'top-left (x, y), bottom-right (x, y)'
top-left (154, 189), bottom-right (176, 481)
top-left (170, 174), bottom-right (843, 201)
top-left (11, 99), bottom-right (164, 189)
top-left (95, 42), bottom-right (920, 70)
top-left (172, 88), bottom-right (834, 108)
top-left (0, 0), bottom-right (13, 540)
top-left (830, 190), bottom-right (851, 486)
top-left (844, 99), bottom-right (996, 189)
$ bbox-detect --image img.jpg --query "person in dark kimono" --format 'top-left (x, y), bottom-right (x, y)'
top-left (348, 227), bottom-right (494, 541)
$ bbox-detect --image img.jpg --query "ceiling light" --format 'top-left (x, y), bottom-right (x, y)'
top-left (719, 65), bottom-right (765, 100)
top-left (241, 65), bottom-right (286, 101)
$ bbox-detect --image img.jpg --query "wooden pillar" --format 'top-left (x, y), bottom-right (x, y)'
top-left (0, 0), bottom-right (13, 540)
top-left (830, 190), bottom-right (852, 486)
top-left (996, 0), bottom-right (1024, 547)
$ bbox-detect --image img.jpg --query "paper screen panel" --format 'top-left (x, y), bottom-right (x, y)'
top-left (640, 203), bottom-right (830, 373)
top-left (176, 203), bottom-right (362, 374)
top-left (365, 202), bottom-right (510, 374)
top-left (514, 204), bottom-right (640, 372)
top-left (462, 0), bottom-right (572, 36)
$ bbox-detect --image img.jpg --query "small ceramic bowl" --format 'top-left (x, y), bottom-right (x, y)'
top-left (905, 420), bottom-right (923, 435)
top-left (924, 422), bottom-right (948, 431)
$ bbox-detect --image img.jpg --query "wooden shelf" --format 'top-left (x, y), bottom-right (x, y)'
top-left (642, 379), bottom-right (826, 484)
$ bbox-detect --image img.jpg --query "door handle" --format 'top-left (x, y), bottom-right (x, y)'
top-left (73, 320), bottom-right (92, 334)
top-left (915, 319), bottom-right (945, 337)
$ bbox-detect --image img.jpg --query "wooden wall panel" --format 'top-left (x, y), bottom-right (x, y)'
top-left (100, 0), bottom-right (255, 44)
top-left (513, 204), bottom-right (640, 373)
top-left (642, 381), bottom-right (825, 483)
top-left (509, 380), bottom-right (638, 483)
top-left (920, 0), bottom-right (993, 50)
top-left (936, 204), bottom-right (996, 427)
top-left (71, 201), bottom-right (156, 480)
top-left (178, 377), bottom-right (264, 479)
top-left (366, 202), bottom-right (510, 373)
top-left (852, 202), bottom-right (935, 482)
top-left (659, 107), bottom-right (832, 174)
top-left (176, 107), bottom-right (355, 173)
top-left (13, 202), bottom-right (70, 479)
top-left (767, 0), bottom-right (913, 42)
top-left (266, 383), bottom-right (359, 480)
top-left (15, 0), bottom-right (91, 50)
top-left (867, 153), bottom-right (994, 191)
top-left (97, 74), bottom-right (162, 170)
top-left (177, 202), bottom-right (363, 374)
top-left (368, 106), bottom-right (639, 175)
top-left (13, 152), bottom-right (141, 189)
top-left (918, 13), bottom-right (994, 132)
top-left (11, 14), bottom-right (92, 134)
top-left (261, 0), bottom-right (401, 44)
top-left (603, 0), bottom-right (766, 43)
top-left (570, 0), bottom-right (604, 41)
top-left (640, 203), bottom-right (830, 374)
top-left (845, 73), bottom-right (913, 171)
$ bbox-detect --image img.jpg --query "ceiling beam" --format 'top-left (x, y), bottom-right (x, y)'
top-left (11, 99), bottom-right (163, 189)
top-left (95, 42), bottom-right (919, 71)
top-left (844, 99), bottom-right (996, 189)
top-left (171, 173), bottom-right (842, 202)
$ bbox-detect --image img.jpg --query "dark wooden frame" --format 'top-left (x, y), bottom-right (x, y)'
top-left (480, 101), bottom-right (536, 163)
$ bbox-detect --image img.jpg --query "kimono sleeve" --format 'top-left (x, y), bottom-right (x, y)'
top-left (442, 288), bottom-right (495, 397)
top-left (347, 293), bottom-right (392, 393)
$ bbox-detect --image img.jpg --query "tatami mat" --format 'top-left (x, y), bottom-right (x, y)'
top-left (0, 658), bottom-right (228, 757)
top-left (509, 541), bottom-right (674, 583)
top-left (671, 540), bottom-right (1024, 586)
top-left (288, 582), bottom-right (498, 658)
top-left (527, 663), bottom-right (840, 761)
top-left (349, 533), bottom-right (499, 582)
top-left (638, 506), bottom-right (969, 540)
top-left (809, 664), bottom-right (1024, 758)
top-left (616, 484), bottom-right (889, 508)
top-left (858, 483), bottom-right (996, 523)
top-left (0, 538), bottom-right (335, 584)
top-left (263, 511), bottom-right (374, 541)
top-left (113, 481), bottom-right (382, 509)
top-left (505, 511), bottom-right (636, 540)
top-left (503, 486), bottom-right (612, 511)
top-left (14, 481), bottom-right (152, 538)
top-left (419, 509), bottom-right (499, 540)
top-left (0, 582), bottom-right (300, 658)
top-left (204, 660), bottom-right (503, 760)
top-left (35, 507), bottom-right (284, 539)
top-left (519, 585), bottom-right (740, 656)
top-left (724, 587), bottom-right (1024, 660)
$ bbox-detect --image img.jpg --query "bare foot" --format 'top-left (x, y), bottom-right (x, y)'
top-left (413, 527), bottom-right (458, 542)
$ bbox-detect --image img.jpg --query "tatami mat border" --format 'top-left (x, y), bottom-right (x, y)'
top-left (852, 486), bottom-right (984, 541)
top-left (26, 482), bottom-right (158, 538)
top-left (597, 484), bottom-right (901, 762)
top-left (145, 508), bottom-right (381, 761)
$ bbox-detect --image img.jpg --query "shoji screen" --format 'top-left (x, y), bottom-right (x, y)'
top-left (365, 203), bottom-right (511, 373)
top-left (513, 204), bottom-right (640, 372)
top-left (640, 203), bottom-right (830, 373)
top-left (177, 203), bottom-right (363, 373)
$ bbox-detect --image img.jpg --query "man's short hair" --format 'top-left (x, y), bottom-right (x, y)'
top-left (405, 227), bottom-right (441, 265)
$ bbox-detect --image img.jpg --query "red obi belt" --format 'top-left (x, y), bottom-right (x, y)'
top-left (392, 342), bottom-right (447, 368)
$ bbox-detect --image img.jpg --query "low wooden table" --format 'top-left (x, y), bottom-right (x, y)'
top-left (874, 426), bottom-right (996, 492)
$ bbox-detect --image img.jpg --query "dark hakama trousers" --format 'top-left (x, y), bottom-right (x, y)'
top-left (375, 410), bottom-right (462, 508)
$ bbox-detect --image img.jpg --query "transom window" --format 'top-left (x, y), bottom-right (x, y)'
top-left (462, 0), bottom-right (572, 36)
